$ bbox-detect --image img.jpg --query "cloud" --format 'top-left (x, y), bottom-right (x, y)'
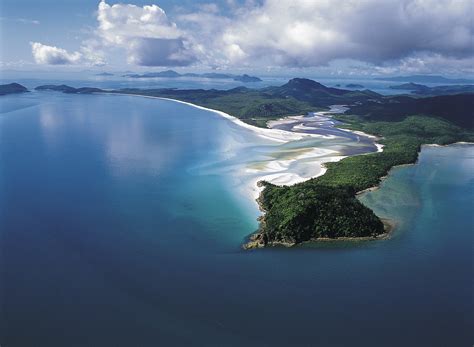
top-left (29, 0), bottom-right (473, 73)
top-left (95, 0), bottom-right (196, 66)
top-left (129, 38), bottom-right (196, 66)
top-left (30, 42), bottom-right (105, 66)
top-left (30, 1), bottom-right (196, 67)
top-left (210, 0), bottom-right (474, 68)
top-left (376, 53), bottom-right (474, 75)
top-left (18, 18), bottom-right (40, 25)
top-left (30, 42), bottom-right (83, 65)
top-left (0, 17), bottom-right (40, 25)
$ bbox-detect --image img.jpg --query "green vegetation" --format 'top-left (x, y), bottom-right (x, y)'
top-left (35, 85), bottom-right (103, 94)
top-left (116, 78), bottom-right (380, 127)
top-left (317, 116), bottom-right (473, 191)
top-left (349, 93), bottom-right (474, 129)
top-left (32, 78), bottom-right (473, 248)
top-left (389, 82), bottom-right (474, 96)
top-left (249, 116), bottom-right (474, 248)
top-left (252, 184), bottom-right (384, 247)
top-left (35, 78), bottom-right (379, 127)
top-left (110, 87), bottom-right (316, 126)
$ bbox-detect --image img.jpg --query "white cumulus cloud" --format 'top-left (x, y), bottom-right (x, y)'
top-left (29, 0), bottom-right (474, 74)
top-left (209, 0), bottom-right (474, 68)
top-left (30, 42), bottom-right (105, 66)
top-left (30, 42), bottom-right (83, 65)
top-left (95, 0), bottom-right (196, 66)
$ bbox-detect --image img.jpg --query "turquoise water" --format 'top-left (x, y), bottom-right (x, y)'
top-left (0, 92), bottom-right (473, 346)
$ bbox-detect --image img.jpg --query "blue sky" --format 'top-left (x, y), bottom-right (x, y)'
top-left (1, 0), bottom-right (473, 76)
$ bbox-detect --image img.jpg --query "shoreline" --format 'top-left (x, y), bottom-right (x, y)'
top-left (355, 142), bottom-right (474, 196)
top-left (267, 107), bottom-right (385, 154)
top-left (105, 92), bottom-right (440, 250)
top-left (109, 93), bottom-right (332, 143)
top-left (107, 92), bottom-right (366, 201)
top-left (106, 92), bottom-right (395, 250)
top-left (243, 218), bottom-right (397, 249)
top-left (243, 141), bottom-right (474, 250)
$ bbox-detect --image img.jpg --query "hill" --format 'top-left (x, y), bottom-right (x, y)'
top-left (32, 78), bottom-right (474, 247)
top-left (389, 82), bottom-right (429, 91)
top-left (347, 93), bottom-right (474, 129)
top-left (0, 83), bottom-right (28, 96)
top-left (34, 78), bottom-right (472, 129)
top-left (35, 85), bottom-right (103, 94)
top-left (411, 85), bottom-right (474, 96)
top-left (113, 78), bottom-right (382, 126)
top-left (233, 74), bottom-right (262, 83)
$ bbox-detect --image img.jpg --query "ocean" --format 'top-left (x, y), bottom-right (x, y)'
top-left (0, 91), bottom-right (472, 346)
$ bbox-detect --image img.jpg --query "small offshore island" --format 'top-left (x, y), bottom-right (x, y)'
top-left (16, 78), bottom-right (474, 248)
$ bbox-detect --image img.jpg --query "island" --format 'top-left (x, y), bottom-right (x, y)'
top-left (233, 74), bottom-right (262, 83)
top-left (35, 85), bottom-right (103, 94)
top-left (34, 79), bottom-right (474, 247)
top-left (94, 72), bottom-right (114, 76)
top-left (123, 69), bottom-right (262, 83)
top-left (345, 83), bottom-right (364, 88)
top-left (389, 82), bottom-right (430, 91)
top-left (375, 74), bottom-right (474, 84)
top-left (389, 83), bottom-right (474, 96)
top-left (0, 83), bottom-right (28, 96)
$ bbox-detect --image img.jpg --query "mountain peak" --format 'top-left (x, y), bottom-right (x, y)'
top-left (285, 78), bottom-right (326, 89)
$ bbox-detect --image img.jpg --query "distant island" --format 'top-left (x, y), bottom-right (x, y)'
top-left (345, 83), bottom-right (364, 88)
top-left (33, 79), bottom-right (474, 247)
top-left (375, 74), bottom-right (474, 84)
top-left (233, 74), bottom-right (262, 83)
top-left (123, 69), bottom-right (262, 83)
top-left (0, 83), bottom-right (28, 96)
top-left (389, 82), bottom-right (429, 91)
top-left (389, 83), bottom-right (474, 96)
top-left (35, 85), bottom-right (103, 94)
top-left (95, 72), bottom-right (114, 76)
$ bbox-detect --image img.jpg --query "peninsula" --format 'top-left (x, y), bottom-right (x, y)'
top-left (34, 79), bottom-right (474, 247)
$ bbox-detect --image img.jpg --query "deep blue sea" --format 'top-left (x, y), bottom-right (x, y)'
top-left (0, 91), bottom-right (473, 346)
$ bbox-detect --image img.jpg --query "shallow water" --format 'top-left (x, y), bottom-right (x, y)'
top-left (0, 92), bottom-right (472, 346)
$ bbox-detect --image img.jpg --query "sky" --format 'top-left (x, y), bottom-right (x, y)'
top-left (1, 0), bottom-right (473, 76)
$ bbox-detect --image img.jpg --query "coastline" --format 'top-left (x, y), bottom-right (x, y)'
top-left (33, 91), bottom-right (474, 251)
top-left (355, 142), bottom-right (474, 197)
top-left (243, 217), bottom-right (396, 249)
top-left (243, 142), bottom-right (474, 250)
top-left (106, 92), bottom-right (442, 250)
top-left (108, 92), bottom-right (360, 201)
top-left (267, 107), bottom-right (385, 154)
top-left (110, 93), bottom-right (332, 143)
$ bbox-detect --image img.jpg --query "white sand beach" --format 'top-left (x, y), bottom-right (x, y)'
top-left (110, 93), bottom-right (382, 207)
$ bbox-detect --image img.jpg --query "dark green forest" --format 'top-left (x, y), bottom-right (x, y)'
top-left (252, 116), bottom-right (473, 247)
